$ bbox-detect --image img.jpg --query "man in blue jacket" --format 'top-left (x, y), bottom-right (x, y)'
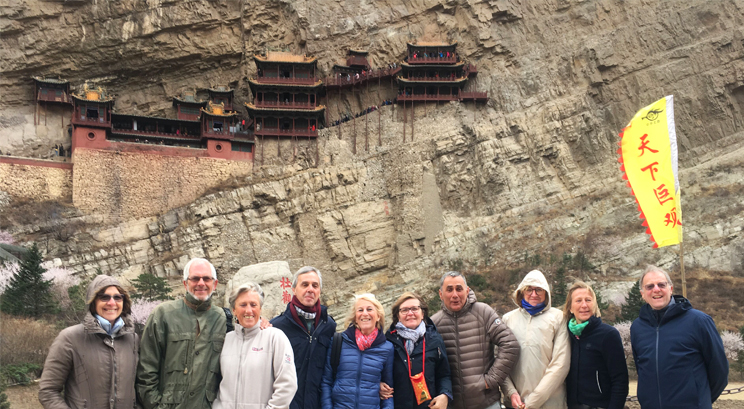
top-left (631, 265), bottom-right (728, 409)
top-left (271, 266), bottom-right (336, 409)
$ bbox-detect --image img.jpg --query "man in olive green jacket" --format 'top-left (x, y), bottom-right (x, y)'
top-left (136, 258), bottom-right (227, 409)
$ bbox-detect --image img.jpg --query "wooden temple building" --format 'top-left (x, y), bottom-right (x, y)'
top-left (397, 41), bottom-right (487, 103)
top-left (33, 76), bottom-right (73, 125)
top-left (69, 84), bottom-right (253, 162)
top-left (246, 51), bottom-right (325, 163)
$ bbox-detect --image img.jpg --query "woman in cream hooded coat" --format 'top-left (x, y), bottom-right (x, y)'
top-left (501, 270), bottom-right (570, 409)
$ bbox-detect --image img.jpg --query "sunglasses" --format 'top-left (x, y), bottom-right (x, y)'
top-left (643, 282), bottom-right (668, 291)
top-left (187, 276), bottom-right (214, 284)
top-left (98, 294), bottom-right (124, 302)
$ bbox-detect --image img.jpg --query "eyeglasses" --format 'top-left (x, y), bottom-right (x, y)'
top-left (187, 276), bottom-right (214, 284)
top-left (98, 294), bottom-right (124, 302)
top-left (399, 306), bottom-right (421, 315)
top-left (524, 288), bottom-right (545, 295)
top-left (644, 282), bottom-right (668, 291)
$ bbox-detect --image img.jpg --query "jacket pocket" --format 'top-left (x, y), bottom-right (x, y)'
top-left (164, 333), bottom-right (192, 375)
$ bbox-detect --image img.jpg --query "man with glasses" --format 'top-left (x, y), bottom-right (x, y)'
top-left (137, 258), bottom-right (227, 409)
top-left (431, 271), bottom-right (519, 409)
top-left (630, 265), bottom-right (728, 409)
top-left (270, 266), bottom-right (336, 409)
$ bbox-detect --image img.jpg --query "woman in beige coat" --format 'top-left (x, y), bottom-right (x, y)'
top-left (501, 270), bottom-right (570, 409)
top-left (39, 275), bottom-right (139, 409)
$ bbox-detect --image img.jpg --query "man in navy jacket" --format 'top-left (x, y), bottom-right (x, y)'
top-left (271, 266), bottom-right (336, 409)
top-left (631, 265), bottom-right (728, 409)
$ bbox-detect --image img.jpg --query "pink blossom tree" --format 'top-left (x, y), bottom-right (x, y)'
top-left (0, 230), bottom-right (13, 245)
top-left (721, 330), bottom-right (744, 361)
top-left (613, 321), bottom-right (633, 359)
top-left (131, 299), bottom-right (162, 326)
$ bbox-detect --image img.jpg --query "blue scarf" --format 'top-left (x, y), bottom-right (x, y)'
top-left (521, 299), bottom-right (547, 315)
top-left (395, 321), bottom-right (426, 355)
top-left (95, 315), bottom-right (124, 337)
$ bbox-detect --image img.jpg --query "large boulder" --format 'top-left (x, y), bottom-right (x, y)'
top-left (224, 260), bottom-right (293, 320)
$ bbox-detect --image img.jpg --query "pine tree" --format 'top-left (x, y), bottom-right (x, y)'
top-left (620, 280), bottom-right (644, 322)
top-left (131, 273), bottom-right (173, 301)
top-left (551, 266), bottom-right (568, 307)
top-left (0, 243), bottom-right (57, 317)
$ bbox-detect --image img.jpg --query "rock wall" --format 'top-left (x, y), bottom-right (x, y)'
top-left (0, 158), bottom-right (72, 202)
top-left (72, 148), bottom-right (253, 220)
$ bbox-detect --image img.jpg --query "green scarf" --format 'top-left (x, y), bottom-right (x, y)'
top-left (568, 317), bottom-right (589, 337)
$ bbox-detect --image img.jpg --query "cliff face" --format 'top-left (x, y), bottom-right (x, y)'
top-left (2, 0), bottom-right (744, 316)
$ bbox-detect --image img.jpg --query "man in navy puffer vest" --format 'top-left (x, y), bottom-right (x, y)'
top-left (631, 265), bottom-right (728, 409)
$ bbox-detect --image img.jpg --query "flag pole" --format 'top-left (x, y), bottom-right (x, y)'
top-left (679, 241), bottom-right (686, 298)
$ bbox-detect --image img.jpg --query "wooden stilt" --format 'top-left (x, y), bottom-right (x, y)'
top-left (365, 111), bottom-right (369, 152)
top-left (353, 116), bottom-right (357, 155)
top-left (403, 100), bottom-right (406, 143)
top-left (378, 106), bottom-right (382, 147)
top-left (411, 100), bottom-right (414, 141)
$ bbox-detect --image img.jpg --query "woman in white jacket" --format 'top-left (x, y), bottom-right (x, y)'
top-left (213, 282), bottom-right (297, 409)
top-left (501, 270), bottom-right (570, 409)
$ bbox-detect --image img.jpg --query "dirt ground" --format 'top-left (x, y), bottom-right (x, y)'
top-left (8, 381), bottom-right (744, 409)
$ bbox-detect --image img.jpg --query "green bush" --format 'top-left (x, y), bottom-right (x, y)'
top-left (1, 363), bottom-right (41, 386)
top-left (131, 273), bottom-right (173, 301)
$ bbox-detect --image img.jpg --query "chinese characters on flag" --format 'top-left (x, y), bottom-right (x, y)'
top-left (618, 95), bottom-right (682, 248)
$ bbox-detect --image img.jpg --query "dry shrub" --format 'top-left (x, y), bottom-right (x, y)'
top-left (0, 313), bottom-right (59, 366)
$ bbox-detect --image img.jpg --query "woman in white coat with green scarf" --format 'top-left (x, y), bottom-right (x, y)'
top-left (500, 270), bottom-right (570, 409)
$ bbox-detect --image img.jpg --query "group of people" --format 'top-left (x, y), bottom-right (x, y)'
top-left (411, 51), bottom-right (456, 60)
top-left (330, 103), bottom-right (390, 127)
top-left (38, 259), bottom-right (729, 409)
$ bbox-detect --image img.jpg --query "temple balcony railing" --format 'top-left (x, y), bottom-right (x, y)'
top-left (459, 91), bottom-right (488, 100)
top-left (346, 56), bottom-right (369, 67)
top-left (37, 91), bottom-right (73, 104)
top-left (324, 66), bottom-right (402, 87)
top-left (407, 56), bottom-right (457, 64)
top-left (397, 94), bottom-right (460, 102)
top-left (255, 101), bottom-right (316, 109)
top-left (202, 129), bottom-right (235, 140)
top-left (401, 76), bottom-right (464, 82)
top-left (72, 110), bottom-right (111, 127)
top-left (110, 127), bottom-right (200, 140)
top-left (253, 76), bottom-right (318, 85)
top-left (255, 128), bottom-right (318, 138)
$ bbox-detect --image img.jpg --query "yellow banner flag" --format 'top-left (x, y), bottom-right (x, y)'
top-left (618, 95), bottom-right (682, 248)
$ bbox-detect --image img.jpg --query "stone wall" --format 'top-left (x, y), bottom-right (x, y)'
top-left (0, 157), bottom-right (72, 202)
top-left (72, 148), bottom-right (253, 220)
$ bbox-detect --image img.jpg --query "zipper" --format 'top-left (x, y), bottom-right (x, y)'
top-left (655, 326), bottom-right (661, 409)
top-left (595, 370), bottom-right (602, 394)
top-left (355, 342), bottom-right (363, 409)
top-left (453, 314), bottom-right (465, 395)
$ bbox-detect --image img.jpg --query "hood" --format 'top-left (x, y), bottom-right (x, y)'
top-left (83, 274), bottom-right (134, 335)
top-left (512, 270), bottom-right (552, 308)
top-left (85, 275), bottom-right (123, 306)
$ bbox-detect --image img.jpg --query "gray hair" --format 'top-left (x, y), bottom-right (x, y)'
top-left (292, 266), bottom-right (322, 289)
top-left (229, 282), bottom-right (265, 309)
top-left (439, 271), bottom-right (467, 288)
top-left (639, 265), bottom-right (673, 290)
top-left (182, 258), bottom-right (217, 281)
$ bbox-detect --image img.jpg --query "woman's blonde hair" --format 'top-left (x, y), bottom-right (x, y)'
top-left (563, 281), bottom-right (601, 320)
top-left (344, 293), bottom-right (385, 330)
